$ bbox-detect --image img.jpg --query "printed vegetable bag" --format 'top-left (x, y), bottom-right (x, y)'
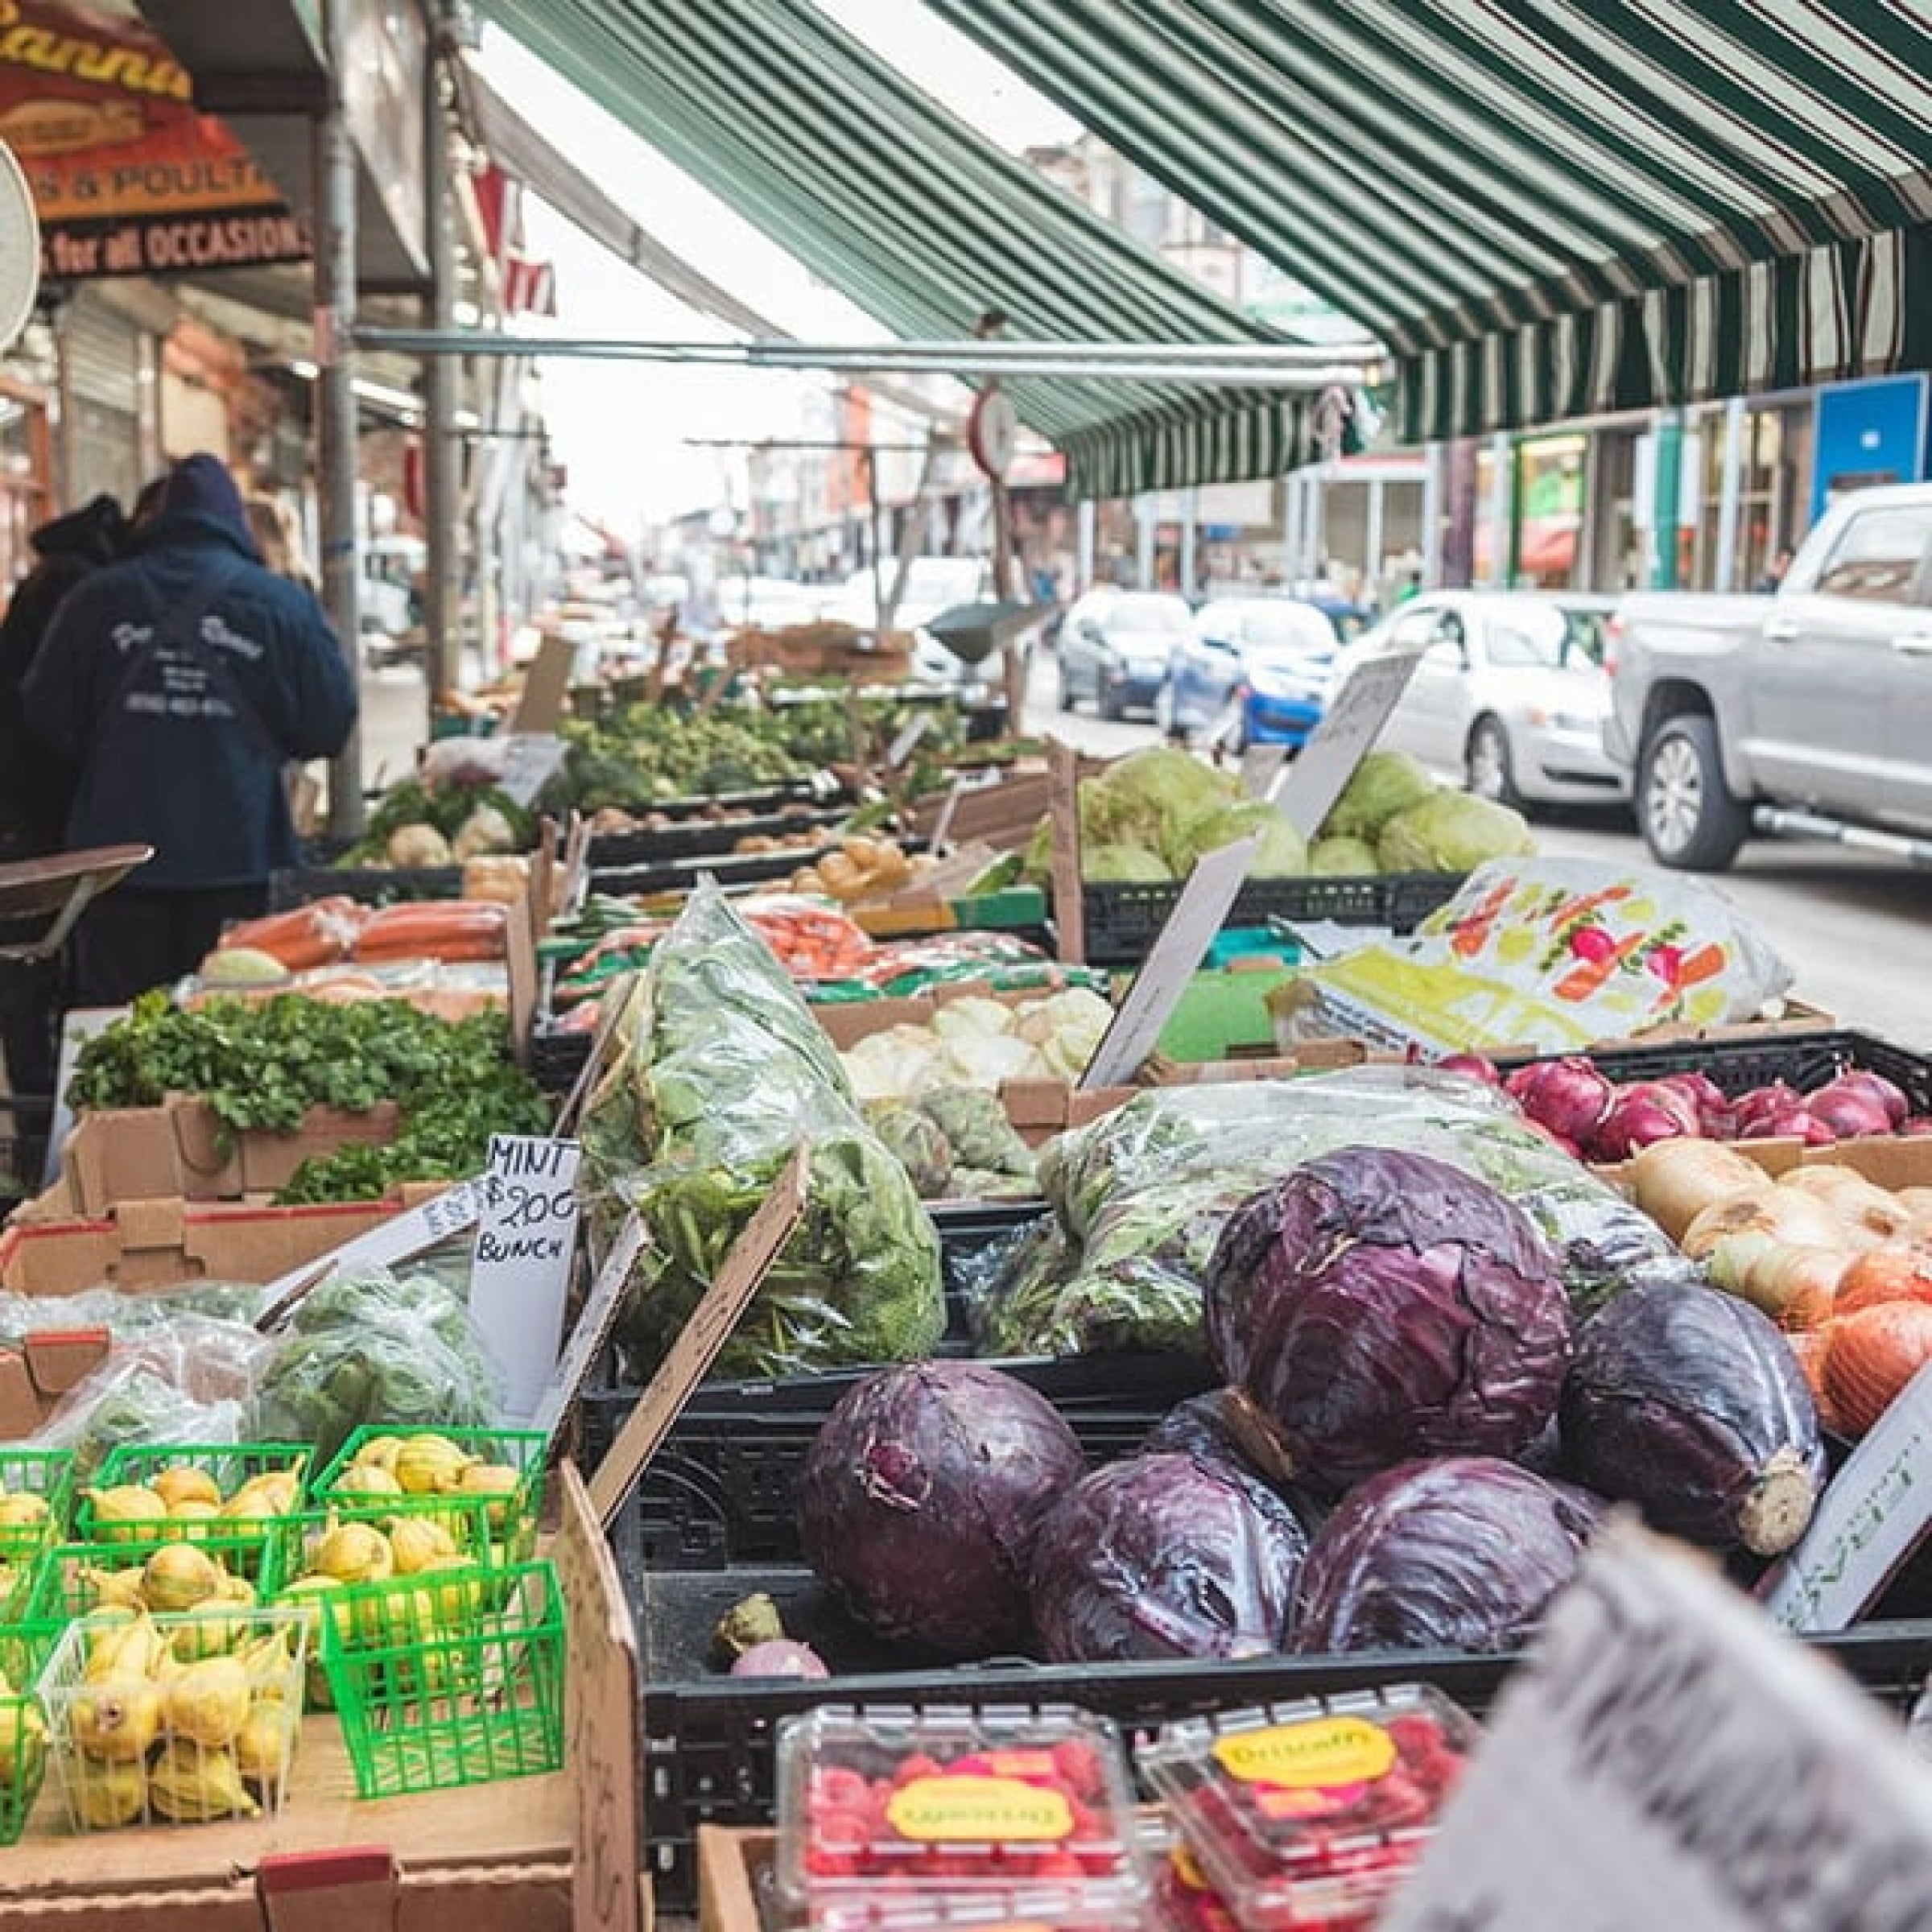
top-left (1271, 857), bottom-right (1793, 1055)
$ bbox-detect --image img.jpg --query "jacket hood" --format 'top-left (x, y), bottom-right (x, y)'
top-left (142, 453), bottom-right (261, 559)
top-left (30, 493), bottom-right (126, 566)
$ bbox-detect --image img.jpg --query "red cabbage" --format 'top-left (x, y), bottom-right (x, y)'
top-left (1293, 1456), bottom-right (1603, 1654)
top-left (797, 1361), bottom-right (1087, 1657)
top-left (1561, 1279), bottom-right (1825, 1555)
top-left (1029, 1452), bottom-right (1308, 1662)
top-left (1206, 1147), bottom-right (1573, 1492)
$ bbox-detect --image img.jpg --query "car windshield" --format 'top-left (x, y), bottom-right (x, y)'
top-left (1109, 595), bottom-right (1191, 634)
top-left (1241, 604), bottom-right (1336, 652)
top-left (1484, 605), bottom-right (1579, 668)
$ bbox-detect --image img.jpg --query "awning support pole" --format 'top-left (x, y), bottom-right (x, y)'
top-left (423, 13), bottom-right (463, 705)
top-left (315, 0), bottom-right (364, 841)
top-left (1076, 498), bottom-right (1096, 590)
top-left (1715, 396), bottom-right (1746, 592)
top-left (1421, 442), bottom-right (1444, 588)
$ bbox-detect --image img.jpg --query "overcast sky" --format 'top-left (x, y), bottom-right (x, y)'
top-left (477, 2), bottom-right (1079, 530)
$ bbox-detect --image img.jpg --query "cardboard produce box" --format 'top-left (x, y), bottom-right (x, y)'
top-left (59, 1097), bottom-right (404, 1218)
top-left (0, 1188), bottom-right (442, 1299)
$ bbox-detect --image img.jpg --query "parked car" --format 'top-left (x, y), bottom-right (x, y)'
top-left (1356, 591), bottom-right (1626, 809)
top-left (1605, 483), bottom-right (1932, 869)
top-left (1162, 594), bottom-right (1369, 749)
top-left (1055, 588), bottom-right (1192, 718)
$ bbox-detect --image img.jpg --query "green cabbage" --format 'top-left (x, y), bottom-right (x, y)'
top-left (1376, 792), bottom-right (1537, 873)
top-left (1085, 843), bottom-right (1174, 883)
top-left (1320, 751), bottom-right (1437, 840)
top-left (1179, 802), bottom-right (1309, 878)
top-left (1310, 835), bottom-right (1381, 876)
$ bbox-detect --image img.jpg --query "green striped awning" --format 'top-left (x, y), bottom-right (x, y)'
top-left (923, 0), bottom-right (1932, 440)
top-left (478, 0), bottom-right (1323, 498)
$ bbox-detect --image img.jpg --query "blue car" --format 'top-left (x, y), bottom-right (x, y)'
top-left (1160, 596), bottom-right (1369, 750)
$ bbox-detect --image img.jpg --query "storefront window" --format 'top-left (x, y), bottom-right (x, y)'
top-left (1475, 434), bottom-right (1585, 587)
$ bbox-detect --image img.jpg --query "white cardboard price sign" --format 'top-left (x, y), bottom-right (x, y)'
top-left (255, 1179), bottom-right (485, 1326)
top-left (1269, 645), bottom-right (1426, 838)
top-left (469, 1133), bottom-right (583, 1417)
top-left (1080, 832), bottom-right (1261, 1090)
top-left (1761, 1354), bottom-right (1932, 1632)
top-left (497, 731), bottom-right (568, 809)
top-left (1384, 1521), bottom-right (1932, 1932)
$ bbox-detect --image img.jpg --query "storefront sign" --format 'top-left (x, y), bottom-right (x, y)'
top-left (1384, 1521), bottom-right (1932, 1932)
top-left (0, 0), bottom-right (308, 280)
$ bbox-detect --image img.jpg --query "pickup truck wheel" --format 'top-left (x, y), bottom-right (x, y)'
top-left (1639, 714), bottom-right (1750, 871)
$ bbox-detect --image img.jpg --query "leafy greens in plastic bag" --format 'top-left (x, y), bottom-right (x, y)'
top-left (580, 881), bottom-right (943, 1381)
top-left (968, 1067), bottom-right (1699, 1359)
top-left (247, 1265), bottom-right (504, 1463)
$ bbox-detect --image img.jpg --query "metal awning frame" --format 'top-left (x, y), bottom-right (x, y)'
top-left (353, 325), bottom-right (1386, 390)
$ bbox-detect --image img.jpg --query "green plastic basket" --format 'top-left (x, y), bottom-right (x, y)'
top-left (0, 1680), bottom-right (47, 1847)
top-left (81, 1443), bottom-right (312, 1553)
top-left (312, 1428), bottom-right (548, 1566)
top-left (22, 1533), bottom-right (286, 1624)
top-left (0, 1447), bottom-right (73, 1575)
top-left (322, 1559), bottom-right (565, 1798)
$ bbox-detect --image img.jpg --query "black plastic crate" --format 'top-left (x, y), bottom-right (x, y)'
top-left (585, 803), bottom-right (849, 869)
top-left (624, 1547), bottom-right (1932, 1912)
top-left (266, 862), bottom-right (464, 910)
top-left (1081, 871), bottom-right (1464, 967)
top-left (590, 1360), bottom-right (1203, 1575)
top-left (1496, 1027), bottom-right (1932, 1113)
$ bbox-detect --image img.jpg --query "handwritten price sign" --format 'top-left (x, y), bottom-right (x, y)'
top-left (470, 1135), bottom-right (583, 1417)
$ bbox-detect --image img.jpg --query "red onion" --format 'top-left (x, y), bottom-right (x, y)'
top-left (1654, 1071), bottom-right (1735, 1137)
top-left (729, 1639), bottom-right (830, 1679)
top-left (1591, 1084), bottom-right (1697, 1161)
top-left (1732, 1082), bottom-right (1806, 1132)
top-left (1901, 1117), bottom-right (1932, 1137)
top-left (1738, 1105), bottom-right (1836, 1146)
top-left (1505, 1057), bottom-right (1616, 1144)
top-left (1804, 1087), bottom-right (1896, 1141)
top-left (1810, 1071), bottom-right (1909, 1130)
top-left (1436, 1053), bottom-right (1502, 1086)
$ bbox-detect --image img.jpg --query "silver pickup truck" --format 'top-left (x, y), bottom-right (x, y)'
top-left (1604, 483), bottom-right (1932, 870)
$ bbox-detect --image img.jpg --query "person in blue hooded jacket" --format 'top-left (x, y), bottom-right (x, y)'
top-left (23, 452), bottom-right (358, 1005)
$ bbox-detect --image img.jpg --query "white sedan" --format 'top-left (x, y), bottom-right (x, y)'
top-left (1360, 592), bottom-right (1630, 810)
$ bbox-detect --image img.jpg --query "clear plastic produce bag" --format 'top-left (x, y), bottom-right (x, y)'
top-left (969, 1067), bottom-right (1701, 1358)
top-left (246, 1266), bottom-right (506, 1464)
top-left (579, 882), bottom-right (943, 1381)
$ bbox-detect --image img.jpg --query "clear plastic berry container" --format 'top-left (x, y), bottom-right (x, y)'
top-left (1138, 1686), bottom-right (1480, 1932)
top-left (775, 1703), bottom-right (1150, 1932)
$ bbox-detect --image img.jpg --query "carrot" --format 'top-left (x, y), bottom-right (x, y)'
top-left (217, 899), bottom-right (363, 971)
top-left (351, 901), bottom-right (509, 964)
